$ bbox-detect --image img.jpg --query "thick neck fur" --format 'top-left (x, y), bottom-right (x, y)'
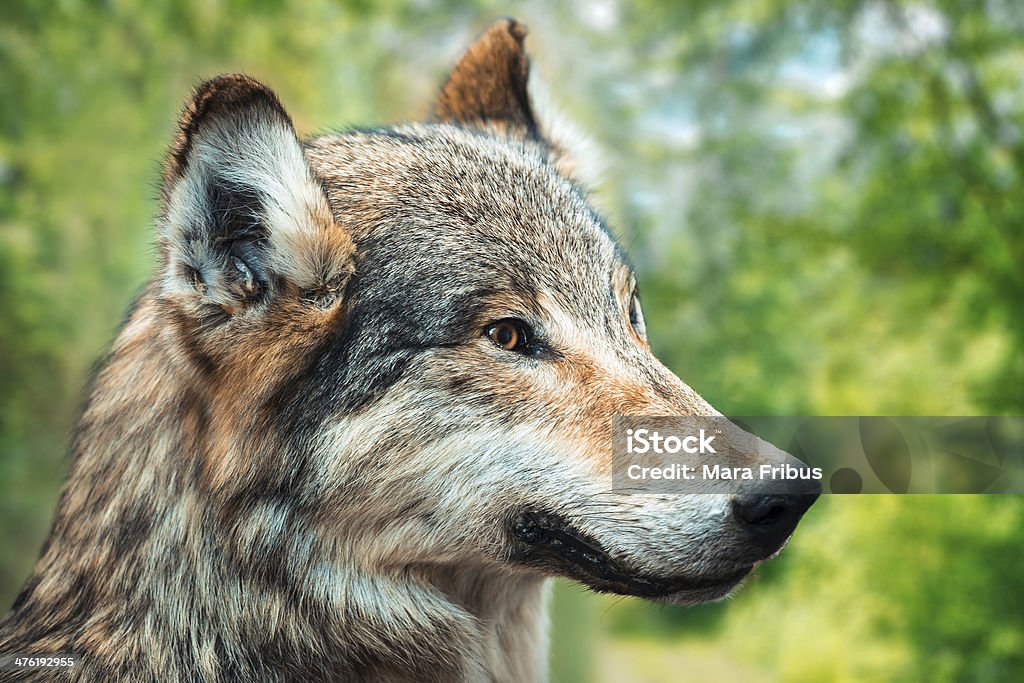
top-left (0, 294), bottom-right (551, 682)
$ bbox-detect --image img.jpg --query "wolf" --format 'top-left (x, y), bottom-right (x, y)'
top-left (0, 19), bottom-right (819, 682)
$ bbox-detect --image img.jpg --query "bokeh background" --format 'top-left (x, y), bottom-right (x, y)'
top-left (2, 1), bottom-right (1023, 681)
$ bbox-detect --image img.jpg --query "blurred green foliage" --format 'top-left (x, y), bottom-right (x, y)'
top-left (1, 1), bottom-right (1022, 682)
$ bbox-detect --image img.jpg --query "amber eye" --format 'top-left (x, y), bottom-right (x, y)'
top-left (486, 319), bottom-right (529, 353)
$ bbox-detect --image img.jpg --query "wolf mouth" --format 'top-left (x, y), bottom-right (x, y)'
top-left (509, 509), bottom-right (753, 599)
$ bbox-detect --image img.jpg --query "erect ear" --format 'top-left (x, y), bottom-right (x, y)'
top-left (433, 19), bottom-right (602, 186)
top-left (160, 74), bottom-right (354, 314)
top-left (434, 19), bottom-right (538, 136)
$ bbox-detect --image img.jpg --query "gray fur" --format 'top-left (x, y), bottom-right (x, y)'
top-left (0, 20), bottom-right (816, 682)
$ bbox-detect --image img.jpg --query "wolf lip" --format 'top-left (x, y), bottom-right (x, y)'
top-left (510, 509), bottom-right (752, 599)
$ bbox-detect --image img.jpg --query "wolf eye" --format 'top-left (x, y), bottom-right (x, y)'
top-left (628, 292), bottom-right (647, 340)
top-left (486, 319), bottom-right (530, 353)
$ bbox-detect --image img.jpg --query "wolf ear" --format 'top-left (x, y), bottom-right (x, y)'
top-left (160, 74), bottom-right (354, 314)
top-left (434, 19), bottom-right (538, 136)
top-left (434, 19), bottom-right (601, 186)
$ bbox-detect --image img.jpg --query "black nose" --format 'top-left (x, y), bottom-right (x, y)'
top-left (731, 489), bottom-right (820, 555)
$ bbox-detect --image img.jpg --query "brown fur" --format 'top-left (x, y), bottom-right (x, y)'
top-left (0, 20), bottom-right (817, 682)
top-left (434, 19), bottom-right (536, 135)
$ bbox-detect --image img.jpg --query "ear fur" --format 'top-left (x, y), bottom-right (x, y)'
top-left (434, 19), bottom-right (601, 187)
top-left (160, 74), bottom-right (354, 313)
top-left (434, 19), bottom-right (538, 136)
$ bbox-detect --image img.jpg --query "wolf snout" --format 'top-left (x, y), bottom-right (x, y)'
top-left (731, 484), bottom-right (820, 556)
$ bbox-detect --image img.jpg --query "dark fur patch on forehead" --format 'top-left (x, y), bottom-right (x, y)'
top-left (261, 259), bottom-right (544, 431)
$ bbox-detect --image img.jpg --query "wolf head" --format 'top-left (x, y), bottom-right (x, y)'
top-left (157, 19), bottom-right (818, 606)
